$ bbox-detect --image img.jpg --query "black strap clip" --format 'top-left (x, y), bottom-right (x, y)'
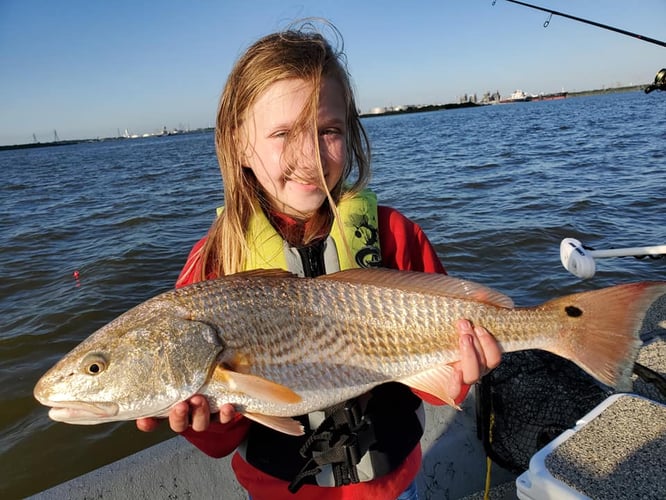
top-left (288, 398), bottom-right (377, 493)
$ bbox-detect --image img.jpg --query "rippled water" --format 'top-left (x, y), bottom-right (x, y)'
top-left (1, 91), bottom-right (664, 498)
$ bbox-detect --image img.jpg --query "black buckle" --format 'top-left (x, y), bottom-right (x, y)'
top-left (290, 398), bottom-right (378, 491)
top-left (337, 415), bottom-right (377, 465)
top-left (339, 435), bottom-right (362, 466)
top-left (343, 399), bottom-right (363, 429)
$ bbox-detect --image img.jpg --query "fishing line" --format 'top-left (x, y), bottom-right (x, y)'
top-left (498, 0), bottom-right (666, 48)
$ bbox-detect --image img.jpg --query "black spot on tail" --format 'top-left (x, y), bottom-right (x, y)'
top-left (565, 305), bottom-right (583, 317)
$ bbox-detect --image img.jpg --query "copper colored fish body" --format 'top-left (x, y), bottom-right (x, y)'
top-left (34, 269), bottom-right (666, 435)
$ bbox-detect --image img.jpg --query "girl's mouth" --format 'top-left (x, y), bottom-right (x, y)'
top-left (287, 178), bottom-right (321, 192)
top-left (286, 172), bottom-right (326, 190)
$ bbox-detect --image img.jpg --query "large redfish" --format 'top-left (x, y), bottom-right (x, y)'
top-left (33, 269), bottom-right (665, 436)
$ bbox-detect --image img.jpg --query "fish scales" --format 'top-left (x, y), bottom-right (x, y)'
top-left (186, 277), bottom-right (542, 393)
top-left (197, 279), bottom-right (549, 416)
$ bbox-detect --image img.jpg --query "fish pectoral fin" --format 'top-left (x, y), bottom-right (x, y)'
top-left (212, 366), bottom-right (302, 405)
top-left (399, 365), bottom-right (461, 410)
top-left (243, 412), bottom-right (305, 436)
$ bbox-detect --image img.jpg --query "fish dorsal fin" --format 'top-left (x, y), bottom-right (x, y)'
top-left (243, 412), bottom-right (305, 436)
top-left (212, 365), bottom-right (302, 405)
top-left (229, 269), bottom-right (299, 279)
top-left (319, 269), bottom-right (514, 308)
top-left (398, 364), bottom-right (461, 410)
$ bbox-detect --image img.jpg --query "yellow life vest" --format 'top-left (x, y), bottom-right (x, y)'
top-left (233, 189), bottom-right (382, 274)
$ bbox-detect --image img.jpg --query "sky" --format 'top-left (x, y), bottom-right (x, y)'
top-left (1, 0), bottom-right (664, 146)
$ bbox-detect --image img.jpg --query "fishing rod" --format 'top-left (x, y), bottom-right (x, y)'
top-left (501, 0), bottom-right (666, 48)
top-left (560, 238), bottom-right (666, 279)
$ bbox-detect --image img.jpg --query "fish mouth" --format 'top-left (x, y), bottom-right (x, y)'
top-left (43, 401), bottom-right (120, 424)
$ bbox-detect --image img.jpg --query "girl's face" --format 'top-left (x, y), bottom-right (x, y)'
top-left (242, 77), bottom-right (347, 218)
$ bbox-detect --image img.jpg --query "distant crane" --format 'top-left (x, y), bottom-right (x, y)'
top-left (53, 130), bottom-right (60, 142)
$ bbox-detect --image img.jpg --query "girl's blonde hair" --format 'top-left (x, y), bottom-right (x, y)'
top-left (198, 21), bottom-right (371, 278)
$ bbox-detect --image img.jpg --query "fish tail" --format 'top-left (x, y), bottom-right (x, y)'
top-left (545, 282), bottom-right (665, 391)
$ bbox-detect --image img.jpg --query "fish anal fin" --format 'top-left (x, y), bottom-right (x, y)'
top-left (399, 364), bottom-right (461, 410)
top-left (243, 412), bottom-right (305, 436)
top-left (212, 366), bottom-right (302, 405)
top-left (320, 269), bottom-right (514, 308)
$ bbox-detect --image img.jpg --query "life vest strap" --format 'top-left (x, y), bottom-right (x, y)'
top-left (289, 398), bottom-right (377, 492)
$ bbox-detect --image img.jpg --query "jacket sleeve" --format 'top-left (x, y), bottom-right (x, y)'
top-left (175, 237), bottom-right (207, 289)
top-left (377, 206), bottom-right (446, 274)
top-left (377, 205), bottom-right (471, 406)
top-left (179, 415), bottom-right (252, 458)
top-left (174, 237), bottom-right (253, 457)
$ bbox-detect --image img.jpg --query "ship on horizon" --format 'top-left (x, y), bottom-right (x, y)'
top-left (499, 89), bottom-right (568, 103)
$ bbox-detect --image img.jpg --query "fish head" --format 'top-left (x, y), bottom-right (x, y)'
top-left (34, 297), bottom-right (224, 424)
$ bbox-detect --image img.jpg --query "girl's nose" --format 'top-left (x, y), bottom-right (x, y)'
top-left (298, 133), bottom-right (327, 167)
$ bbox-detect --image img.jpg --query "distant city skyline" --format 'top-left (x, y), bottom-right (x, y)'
top-left (1, 0), bottom-right (664, 146)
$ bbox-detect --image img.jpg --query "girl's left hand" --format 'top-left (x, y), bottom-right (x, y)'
top-left (454, 318), bottom-right (502, 384)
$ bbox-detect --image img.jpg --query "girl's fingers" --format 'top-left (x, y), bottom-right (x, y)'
top-left (455, 319), bottom-right (501, 385)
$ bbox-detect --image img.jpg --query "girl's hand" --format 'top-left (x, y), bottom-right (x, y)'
top-left (136, 397), bottom-right (237, 433)
top-left (451, 318), bottom-right (501, 387)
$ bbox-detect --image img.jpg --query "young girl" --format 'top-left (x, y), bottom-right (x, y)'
top-left (138, 21), bottom-right (500, 500)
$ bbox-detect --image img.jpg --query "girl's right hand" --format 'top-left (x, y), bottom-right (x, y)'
top-left (136, 397), bottom-right (237, 433)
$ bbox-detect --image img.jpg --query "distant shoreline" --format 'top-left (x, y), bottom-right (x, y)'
top-left (566, 83), bottom-right (646, 98)
top-left (0, 128), bottom-right (215, 152)
top-left (361, 84), bottom-right (647, 118)
top-left (361, 100), bottom-right (483, 117)
top-left (0, 85), bottom-right (648, 151)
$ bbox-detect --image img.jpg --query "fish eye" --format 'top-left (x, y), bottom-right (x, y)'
top-left (82, 353), bottom-right (108, 375)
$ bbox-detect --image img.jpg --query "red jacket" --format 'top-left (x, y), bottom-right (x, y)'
top-left (176, 206), bottom-right (469, 500)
